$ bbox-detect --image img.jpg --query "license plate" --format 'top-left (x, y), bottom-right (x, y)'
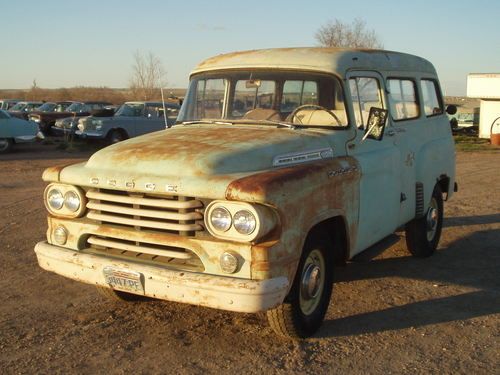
top-left (103, 267), bottom-right (144, 294)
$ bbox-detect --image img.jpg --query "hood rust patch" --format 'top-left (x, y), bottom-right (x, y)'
top-left (84, 125), bottom-right (329, 177)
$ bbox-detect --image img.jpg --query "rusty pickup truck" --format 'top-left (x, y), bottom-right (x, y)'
top-left (34, 48), bottom-right (457, 338)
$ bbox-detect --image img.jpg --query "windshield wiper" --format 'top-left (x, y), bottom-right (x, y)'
top-left (181, 120), bottom-right (234, 125)
top-left (253, 119), bottom-right (297, 129)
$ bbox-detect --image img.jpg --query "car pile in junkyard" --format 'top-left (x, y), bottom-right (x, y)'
top-left (0, 98), bottom-right (180, 153)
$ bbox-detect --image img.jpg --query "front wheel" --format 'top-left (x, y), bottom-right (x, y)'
top-left (107, 129), bottom-right (127, 144)
top-left (267, 237), bottom-right (333, 339)
top-left (405, 184), bottom-right (443, 257)
top-left (0, 138), bottom-right (13, 153)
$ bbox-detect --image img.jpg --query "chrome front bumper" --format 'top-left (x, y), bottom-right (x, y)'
top-left (34, 241), bottom-right (289, 313)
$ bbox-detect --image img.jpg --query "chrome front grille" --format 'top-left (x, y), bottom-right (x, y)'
top-left (84, 189), bottom-right (206, 271)
top-left (86, 189), bottom-right (204, 235)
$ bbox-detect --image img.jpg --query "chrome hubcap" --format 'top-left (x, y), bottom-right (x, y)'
top-left (299, 249), bottom-right (325, 315)
top-left (301, 264), bottom-right (321, 300)
top-left (0, 139), bottom-right (8, 151)
top-left (426, 198), bottom-right (439, 241)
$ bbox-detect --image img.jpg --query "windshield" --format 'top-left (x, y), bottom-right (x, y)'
top-left (10, 102), bottom-right (27, 111)
top-left (115, 103), bottom-right (145, 117)
top-left (66, 102), bottom-right (86, 112)
top-left (37, 103), bottom-right (56, 112)
top-left (177, 71), bottom-right (348, 127)
top-left (56, 103), bottom-right (72, 112)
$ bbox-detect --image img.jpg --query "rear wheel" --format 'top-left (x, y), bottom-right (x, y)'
top-left (0, 138), bottom-right (13, 153)
top-left (405, 184), bottom-right (443, 257)
top-left (267, 237), bottom-right (333, 338)
top-left (96, 286), bottom-right (146, 302)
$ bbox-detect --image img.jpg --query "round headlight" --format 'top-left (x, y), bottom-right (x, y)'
top-left (210, 207), bottom-right (232, 232)
top-left (64, 191), bottom-right (80, 212)
top-left (48, 189), bottom-right (64, 210)
top-left (220, 252), bottom-right (239, 274)
top-left (53, 226), bottom-right (68, 245)
top-left (233, 210), bottom-right (256, 235)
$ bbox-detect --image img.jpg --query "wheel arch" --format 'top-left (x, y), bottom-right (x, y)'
top-left (437, 174), bottom-right (451, 201)
top-left (303, 213), bottom-right (350, 267)
top-left (106, 127), bottom-right (129, 140)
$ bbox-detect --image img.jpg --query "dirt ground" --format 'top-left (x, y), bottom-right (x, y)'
top-left (0, 143), bottom-right (498, 374)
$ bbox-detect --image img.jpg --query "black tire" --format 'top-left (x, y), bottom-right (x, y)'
top-left (405, 184), bottom-right (443, 257)
top-left (96, 286), bottom-right (146, 302)
top-left (0, 138), bottom-right (13, 154)
top-left (267, 236), bottom-right (333, 339)
top-left (107, 129), bottom-right (127, 144)
top-left (39, 121), bottom-right (51, 135)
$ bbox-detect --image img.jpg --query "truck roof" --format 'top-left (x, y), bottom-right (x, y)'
top-left (192, 47), bottom-right (436, 77)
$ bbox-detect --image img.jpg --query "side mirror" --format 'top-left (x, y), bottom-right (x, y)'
top-left (446, 105), bottom-right (457, 115)
top-left (363, 107), bottom-right (388, 141)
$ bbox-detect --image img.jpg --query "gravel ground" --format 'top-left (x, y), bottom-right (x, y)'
top-left (0, 143), bottom-right (499, 374)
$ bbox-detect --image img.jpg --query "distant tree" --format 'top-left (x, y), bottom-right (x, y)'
top-left (315, 18), bottom-right (383, 49)
top-left (28, 79), bottom-right (45, 101)
top-left (129, 51), bottom-right (167, 101)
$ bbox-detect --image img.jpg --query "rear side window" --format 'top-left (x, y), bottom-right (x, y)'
top-left (388, 79), bottom-right (419, 121)
top-left (421, 80), bottom-right (443, 116)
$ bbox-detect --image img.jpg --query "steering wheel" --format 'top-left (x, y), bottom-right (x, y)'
top-left (288, 104), bottom-right (342, 126)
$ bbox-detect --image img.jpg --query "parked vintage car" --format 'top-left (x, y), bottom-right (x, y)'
top-left (8, 101), bottom-right (44, 119)
top-left (0, 109), bottom-right (42, 153)
top-left (0, 99), bottom-right (22, 110)
top-left (34, 48), bottom-right (457, 338)
top-left (52, 107), bottom-right (117, 137)
top-left (30, 101), bottom-right (112, 135)
top-left (32, 101), bottom-right (74, 113)
top-left (75, 101), bottom-right (180, 143)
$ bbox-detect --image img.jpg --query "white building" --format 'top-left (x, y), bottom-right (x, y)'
top-left (466, 73), bottom-right (500, 139)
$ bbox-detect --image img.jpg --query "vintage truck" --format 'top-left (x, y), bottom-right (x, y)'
top-left (34, 48), bottom-right (456, 338)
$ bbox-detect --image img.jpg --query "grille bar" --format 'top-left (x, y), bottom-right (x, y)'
top-left (87, 202), bottom-right (202, 221)
top-left (87, 212), bottom-right (202, 232)
top-left (87, 236), bottom-right (192, 259)
top-left (86, 190), bottom-right (202, 209)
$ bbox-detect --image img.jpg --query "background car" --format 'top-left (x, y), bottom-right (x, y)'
top-left (0, 109), bottom-right (42, 153)
top-left (0, 99), bottom-right (22, 110)
top-left (8, 101), bottom-right (44, 119)
top-left (76, 101), bottom-right (180, 143)
top-left (30, 101), bottom-right (112, 135)
top-left (52, 105), bottom-right (116, 137)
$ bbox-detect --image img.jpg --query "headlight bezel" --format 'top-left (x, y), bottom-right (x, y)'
top-left (44, 183), bottom-right (86, 218)
top-left (205, 200), bottom-right (277, 242)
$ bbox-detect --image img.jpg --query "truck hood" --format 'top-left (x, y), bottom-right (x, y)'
top-left (57, 124), bottom-right (336, 198)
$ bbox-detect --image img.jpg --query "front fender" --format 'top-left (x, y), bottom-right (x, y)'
top-left (226, 157), bottom-right (360, 281)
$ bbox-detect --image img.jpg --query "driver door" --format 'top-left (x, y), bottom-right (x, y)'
top-left (346, 71), bottom-right (402, 254)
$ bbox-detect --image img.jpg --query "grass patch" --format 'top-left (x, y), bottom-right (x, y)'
top-left (454, 134), bottom-right (500, 152)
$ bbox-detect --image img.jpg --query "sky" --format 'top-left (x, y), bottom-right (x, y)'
top-left (1, 0), bottom-right (499, 96)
